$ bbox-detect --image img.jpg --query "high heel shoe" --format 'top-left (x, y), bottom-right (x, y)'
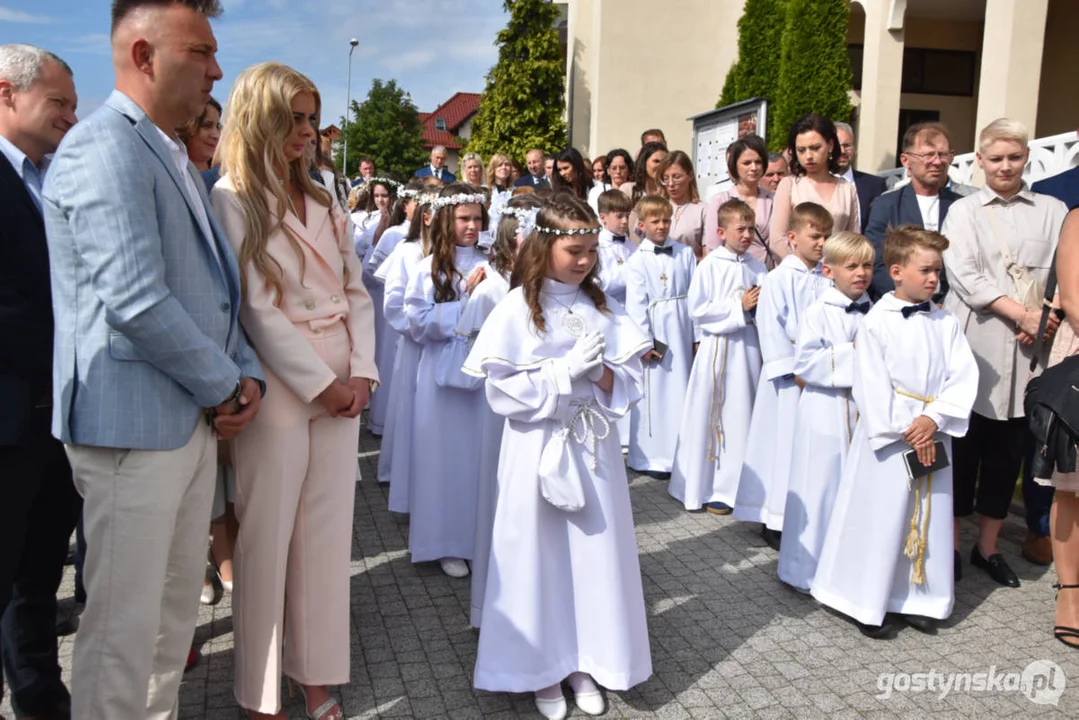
top-left (1053, 583), bottom-right (1079, 648)
top-left (294, 682), bottom-right (343, 720)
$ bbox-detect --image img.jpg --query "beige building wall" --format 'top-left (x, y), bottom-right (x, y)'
top-left (566, 0), bottom-right (744, 158)
top-left (1035, 0), bottom-right (1079, 138)
top-left (847, 14), bottom-right (982, 157)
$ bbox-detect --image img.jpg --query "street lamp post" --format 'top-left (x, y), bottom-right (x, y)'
top-left (343, 38), bottom-right (359, 179)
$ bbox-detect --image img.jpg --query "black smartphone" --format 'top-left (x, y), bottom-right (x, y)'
top-left (902, 440), bottom-right (949, 480)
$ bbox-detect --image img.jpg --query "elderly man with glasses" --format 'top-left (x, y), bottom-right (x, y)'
top-left (866, 122), bottom-right (962, 301)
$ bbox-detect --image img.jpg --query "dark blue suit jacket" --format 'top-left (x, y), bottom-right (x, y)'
top-left (414, 165), bottom-right (456, 183)
top-left (513, 173), bottom-right (551, 190)
top-left (853, 170), bottom-right (887, 233)
top-left (865, 183), bottom-right (960, 301)
top-left (1032, 166), bottom-right (1079, 210)
top-left (0, 153), bottom-right (55, 444)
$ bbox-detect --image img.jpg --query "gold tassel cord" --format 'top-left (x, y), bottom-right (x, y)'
top-left (894, 388), bottom-right (935, 585)
top-left (707, 336), bottom-right (730, 463)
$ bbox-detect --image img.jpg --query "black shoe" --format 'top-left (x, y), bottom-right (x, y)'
top-left (855, 615), bottom-right (898, 639)
top-left (761, 527), bottom-right (782, 551)
top-left (642, 470), bottom-right (672, 480)
top-left (900, 614), bottom-right (937, 634)
top-left (954, 549), bottom-right (962, 582)
top-left (970, 546), bottom-right (1020, 587)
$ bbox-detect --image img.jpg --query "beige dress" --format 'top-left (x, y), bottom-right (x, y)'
top-left (769, 175), bottom-right (860, 259)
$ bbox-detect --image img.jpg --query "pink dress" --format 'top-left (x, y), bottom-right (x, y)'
top-left (769, 175), bottom-right (860, 259)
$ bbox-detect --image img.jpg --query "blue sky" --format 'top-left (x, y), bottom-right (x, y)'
top-left (0, 0), bottom-right (507, 125)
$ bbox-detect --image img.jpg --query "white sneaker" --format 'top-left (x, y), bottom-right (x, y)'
top-left (535, 693), bottom-right (568, 720)
top-left (440, 558), bottom-right (470, 578)
top-left (199, 581), bottom-right (215, 606)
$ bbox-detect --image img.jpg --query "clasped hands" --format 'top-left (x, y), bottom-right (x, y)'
top-left (317, 377), bottom-right (372, 418)
top-left (904, 415), bottom-right (939, 467)
top-left (212, 377), bottom-right (261, 440)
top-left (566, 330), bottom-right (607, 382)
top-left (1015, 307), bottom-right (1061, 347)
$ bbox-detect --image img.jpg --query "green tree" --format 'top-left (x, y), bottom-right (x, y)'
top-left (770, 0), bottom-right (854, 151)
top-left (717, 0), bottom-right (789, 145)
top-left (467, 0), bottom-right (567, 161)
top-left (337, 78), bottom-right (428, 179)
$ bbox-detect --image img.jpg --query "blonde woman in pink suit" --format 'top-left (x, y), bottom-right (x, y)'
top-left (210, 63), bottom-right (378, 720)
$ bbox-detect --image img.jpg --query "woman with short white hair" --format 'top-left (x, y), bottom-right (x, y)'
top-left (460, 151), bottom-right (485, 186)
top-left (943, 118), bottom-right (1069, 588)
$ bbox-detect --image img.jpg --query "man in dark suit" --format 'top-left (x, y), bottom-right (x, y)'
top-left (0, 43), bottom-right (82, 720)
top-left (865, 121), bottom-right (960, 301)
top-left (836, 121), bottom-right (887, 232)
top-left (1032, 146), bottom-right (1079, 210)
top-left (513, 147), bottom-right (550, 189)
top-left (413, 145), bottom-right (456, 183)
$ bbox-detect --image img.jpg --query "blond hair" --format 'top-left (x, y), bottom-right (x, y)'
top-left (218, 62), bottom-right (337, 304)
top-left (635, 194), bottom-right (673, 220)
top-left (883, 224), bottom-right (949, 269)
top-left (978, 118), bottom-right (1029, 154)
top-left (822, 232), bottom-right (874, 266)
top-left (485, 152), bottom-right (512, 189)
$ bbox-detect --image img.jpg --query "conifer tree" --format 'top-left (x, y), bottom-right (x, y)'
top-left (467, 0), bottom-right (567, 161)
top-left (770, 0), bottom-right (853, 150)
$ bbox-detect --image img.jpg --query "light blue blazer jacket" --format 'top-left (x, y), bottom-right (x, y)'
top-left (43, 90), bottom-right (263, 451)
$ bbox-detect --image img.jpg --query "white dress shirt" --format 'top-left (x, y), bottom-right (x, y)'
top-left (153, 124), bottom-right (220, 265)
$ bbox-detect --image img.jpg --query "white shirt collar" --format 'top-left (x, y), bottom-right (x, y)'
top-left (840, 167), bottom-right (855, 184)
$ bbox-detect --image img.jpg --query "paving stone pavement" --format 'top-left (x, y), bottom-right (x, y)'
top-left (7, 427), bottom-right (1079, 719)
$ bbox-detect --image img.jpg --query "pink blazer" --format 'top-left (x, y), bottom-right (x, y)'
top-left (211, 176), bottom-right (379, 404)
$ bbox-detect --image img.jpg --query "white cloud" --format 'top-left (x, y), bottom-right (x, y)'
top-left (0, 6), bottom-right (54, 23)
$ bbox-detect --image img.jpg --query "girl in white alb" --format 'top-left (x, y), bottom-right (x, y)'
top-left (376, 198), bottom-right (433, 500)
top-left (437, 195), bottom-right (542, 627)
top-left (464, 193), bottom-right (653, 720)
top-left (404, 186), bottom-right (488, 578)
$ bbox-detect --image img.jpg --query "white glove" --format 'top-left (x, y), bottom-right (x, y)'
top-left (565, 331), bottom-right (605, 381)
top-left (586, 360), bottom-right (606, 382)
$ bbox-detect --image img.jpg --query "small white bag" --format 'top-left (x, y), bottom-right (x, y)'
top-left (435, 334), bottom-right (483, 391)
top-left (987, 206), bottom-right (1044, 311)
top-left (538, 428), bottom-right (587, 512)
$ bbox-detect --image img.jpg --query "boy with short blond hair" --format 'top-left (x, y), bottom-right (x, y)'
top-left (670, 199), bottom-right (766, 511)
top-left (811, 225), bottom-right (978, 638)
top-left (734, 203), bottom-right (833, 542)
top-left (624, 195), bottom-right (696, 476)
top-left (778, 232), bottom-right (874, 591)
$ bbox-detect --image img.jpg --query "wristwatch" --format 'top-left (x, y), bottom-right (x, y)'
top-left (222, 381), bottom-right (243, 405)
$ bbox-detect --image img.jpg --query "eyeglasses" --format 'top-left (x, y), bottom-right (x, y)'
top-left (904, 151), bottom-right (954, 162)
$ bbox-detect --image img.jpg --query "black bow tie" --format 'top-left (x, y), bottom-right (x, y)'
top-left (611, 235), bottom-right (627, 243)
top-left (845, 301), bottom-right (871, 314)
top-left (653, 245), bottom-right (674, 256)
top-left (901, 301), bottom-right (932, 318)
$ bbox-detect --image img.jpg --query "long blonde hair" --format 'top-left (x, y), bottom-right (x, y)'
top-left (218, 62), bottom-right (337, 304)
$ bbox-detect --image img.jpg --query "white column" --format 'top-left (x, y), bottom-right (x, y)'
top-left (854, 0), bottom-right (905, 172)
top-left (973, 0), bottom-right (1049, 138)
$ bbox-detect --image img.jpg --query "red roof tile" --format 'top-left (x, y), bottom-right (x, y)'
top-left (419, 92), bottom-right (481, 150)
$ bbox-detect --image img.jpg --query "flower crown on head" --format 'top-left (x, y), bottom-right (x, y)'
top-left (367, 177), bottom-right (400, 191)
top-left (488, 194), bottom-right (539, 238)
top-left (534, 224), bottom-right (600, 236)
top-left (432, 193), bottom-right (487, 211)
top-left (397, 187), bottom-right (421, 200)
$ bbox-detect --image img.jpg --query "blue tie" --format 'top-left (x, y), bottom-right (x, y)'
top-left (845, 301), bottom-right (870, 314)
top-left (901, 301), bottom-right (932, 318)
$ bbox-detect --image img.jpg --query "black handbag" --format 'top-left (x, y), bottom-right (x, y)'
top-left (1024, 250), bottom-right (1079, 477)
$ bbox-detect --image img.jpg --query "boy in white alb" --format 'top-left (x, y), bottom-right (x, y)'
top-left (734, 203), bottom-right (832, 548)
top-left (596, 189), bottom-right (638, 449)
top-left (596, 189), bottom-right (637, 305)
top-left (623, 195), bottom-right (696, 476)
top-left (811, 225), bottom-right (978, 638)
top-left (669, 199), bottom-right (765, 512)
top-left (777, 232), bottom-right (874, 592)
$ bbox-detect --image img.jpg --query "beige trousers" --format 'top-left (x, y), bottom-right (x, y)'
top-left (231, 327), bottom-right (360, 712)
top-left (66, 421), bottom-right (216, 720)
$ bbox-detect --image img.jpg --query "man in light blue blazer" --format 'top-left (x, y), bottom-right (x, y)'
top-left (41, 1), bottom-right (263, 717)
